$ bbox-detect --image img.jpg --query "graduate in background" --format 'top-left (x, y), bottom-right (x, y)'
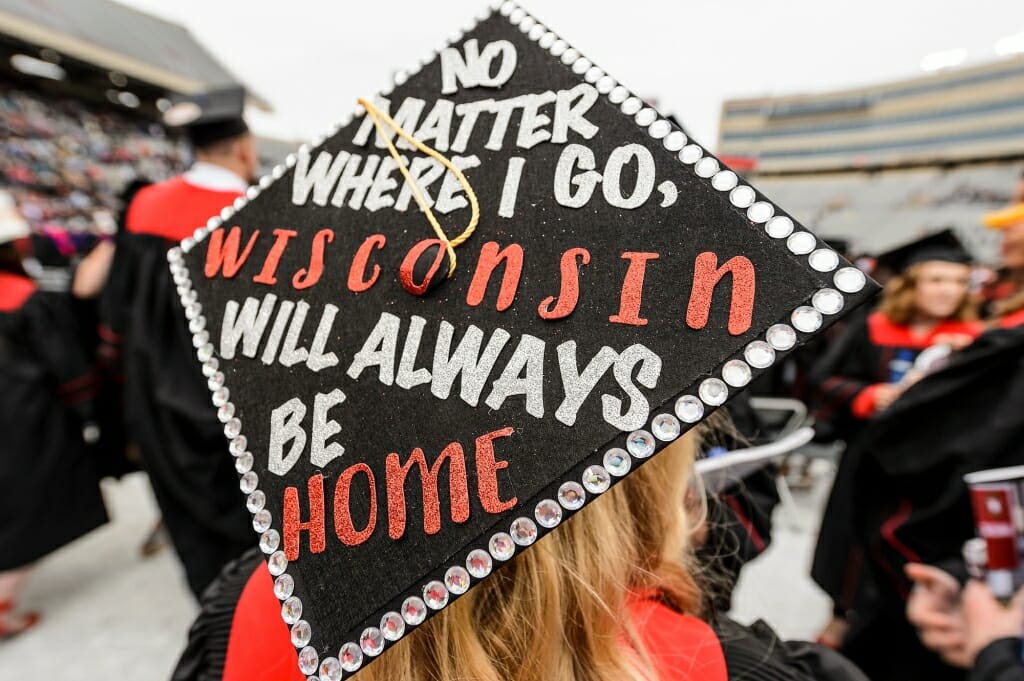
top-left (106, 88), bottom-right (259, 597)
top-left (982, 203), bottom-right (1024, 329)
top-left (810, 230), bottom-right (983, 655)
top-left (0, 192), bottom-right (107, 637)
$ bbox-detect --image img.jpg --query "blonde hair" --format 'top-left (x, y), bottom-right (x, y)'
top-left (355, 434), bottom-right (701, 681)
top-left (878, 262), bottom-right (977, 325)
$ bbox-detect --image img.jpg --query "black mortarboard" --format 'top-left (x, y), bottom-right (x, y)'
top-left (164, 86), bottom-right (249, 149)
top-left (874, 229), bottom-right (972, 275)
top-left (168, 3), bottom-right (878, 677)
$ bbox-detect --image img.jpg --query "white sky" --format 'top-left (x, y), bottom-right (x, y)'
top-left (120, 0), bottom-right (1023, 150)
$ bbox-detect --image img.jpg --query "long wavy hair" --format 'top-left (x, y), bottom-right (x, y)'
top-left (878, 262), bottom-right (977, 325)
top-left (355, 433), bottom-right (702, 681)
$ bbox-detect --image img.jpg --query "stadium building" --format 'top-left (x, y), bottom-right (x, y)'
top-left (717, 55), bottom-right (1024, 262)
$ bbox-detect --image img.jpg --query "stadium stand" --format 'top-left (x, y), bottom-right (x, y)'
top-left (719, 56), bottom-right (1024, 262)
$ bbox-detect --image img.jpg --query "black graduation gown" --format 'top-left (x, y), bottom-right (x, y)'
top-left (810, 312), bottom-right (982, 615)
top-left (807, 326), bottom-right (1024, 681)
top-left (0, 278), bottom-right (107, 570)
top-left (107, 232), bottom-right (252, 597)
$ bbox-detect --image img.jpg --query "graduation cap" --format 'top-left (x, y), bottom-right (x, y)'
top-left (167, 3), bottom-right (878, 677)
top-left (874, 229), bottom-right (972, 275)
top-left (163, 86), bottom-right (249, 149)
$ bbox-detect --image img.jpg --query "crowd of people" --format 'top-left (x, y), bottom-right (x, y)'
top-left (3, 74), bottom-right (1024, 681)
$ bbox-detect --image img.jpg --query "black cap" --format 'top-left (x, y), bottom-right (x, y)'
top-left (875, 229), bottom-right (972, 275)
top-left (163, 86), bottom-right (249, 149)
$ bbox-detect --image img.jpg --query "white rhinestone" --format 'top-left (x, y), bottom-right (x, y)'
top-left (260, 529), bottom-right (280, 554)
top-left (219, 206), bottom-right (233, 220)
top-left (835, 266), bottom-right (867, 293)
top-left (699, 378), bottom-right (728, 406)
top-left (252, 509), bottom-right (272, 533)
top-left (596, 75), bottom-right (616, 94)
top-left (259, 175), bottom-right (273, 189)
top-left (297, 646), bottom-right (318, 676)
top-left (290, 619), bottom-right (310, 646)
top-left (185, 302), bottom-right (202, 321)
top-left (626, 430), bottom-right (656, 458)
top-left (489, 532), bottom-right (515, 561)
top-left (651, 413), bottom-right (681, 441)
top-left (268, 550), bottom-right (287, 576)
top-left (813, 288), bottom-right (845, 315)
top-left (747, 201), bottom-right (774, 223)
top-left (648, 120), bottom-right (671, 139)
top-left (234, 452), bottom-right (253, 474)
top-left (189, 315), bottom-right (206, 334)
top-left (271, 165), bottom-right (284, 180)
top-left (192, 227), bottom-right (206, 242)
top-left (572, 57), bottom-right (592, 75)
top-left (509, 7), bottom-right (525, 23)
top-left (535, 499), bottom-right (562, 528)
top-left (809, 249), bottom-right (840, 272)
top-left (518, 15), bottom-right (535, 32)
top-left (499, 0), bottom-right (514, 13)
top-left (712, 170), bottom-right (738, 191)
top-left (722, 359), bottom-right (752, 387)
top-left (212, 386), bottom-right (230, 407)
top-left (240, 471), bottom-right (258, 494)
top-left (381, 612), bottom-right (405, 641)
top-left (664, 130), bottom-right (687, 151)
top-left (339, 642), bottom-right (363, 672)
top-left (766, 324), bottom-right (798, 351)
top-left (730, 185), bottom-right (756, 208)
top-left (181, 237), bottom-right (195, 253)
top-left (635, 107), bottom-right (657, 126)
top-left (282, 596), bottom-right (302, 624)
top-left (510, 517), bottom-right (538, 546)
top-left (792, 306), bottom-right (823, 333)
top-left (246, 186), bottom-right (260, 201)
top-left (621, 97), bottom-right (643, 115)
top-left (423, 580), bottom-right (449, 609)
top-left (561, 48), bottom-right (580, 65)
top-left (695, 157), bottom-right (719, 178)
top-left (274, 573), bottom-right (294, 599)
top-left (196, 343), bottom-right (214, 362)
top-left (224, 418), bottom-right (241, 439)
top-left (166, 247), bottom-right (183, 263)
top-left (217, 402), bottom-right (235, 422)
top-left (674, 395), bottom-right (704, 424)
top-left (246, 490), bottom-right (266, 513)
top-left (787, 232), bottom-right (817, 255)
top-left (360, 627), bottom-right (385, 656)
top-left (603, 448), bottom-right (631, 476)
top-left (557, 481), bottom-right (586, 511)
top-left (394, 69), bottom-right (408, 86)
top-left (550, 39), bottom-right (567, 57)
top-left (192, 330), bottom-right (210, 348)
top-left (528, 24), bottom-right (546, 41)
top-left (466, 549), bottom-right (493, 578)
top-left (679, 144), bottom-right (703, 164)
top-left (201, 358), bottom-right (219, 378)
top-left (180, 288), bottom-right (197, 305)
top-left (319, 657), bottom-right (342, 681)
top-left (582, 465), bottom-right (611, 493)
top-left (229, 435), bottom-right (247, 456)
top-left (445, 565), bottom-right (471, 594)
top-left (584, 66), bottom-right (603, 83)
top-left (539, 32), bottom-right (556, 49)
top-left (745, 341), bottom-right (776, 369)
top-left (609, 85), bottom-right (629, 104)
top-left (401, 596), bottom-right (427, 625)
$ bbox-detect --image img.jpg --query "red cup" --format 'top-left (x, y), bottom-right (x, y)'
top-left (964, 465), bottom-right (1024, 599)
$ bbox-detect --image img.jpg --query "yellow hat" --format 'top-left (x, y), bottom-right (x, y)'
top-left (983, 203), bottom-right (1024, 230)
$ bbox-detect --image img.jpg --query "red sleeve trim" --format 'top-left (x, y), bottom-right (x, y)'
top-left (0, 272), bottom-right (36, 312)
top-left (628, 599), bottom-right (728, 681)
top-left (1000, 308), bottom-right (1024, 329)
top-left (224, 564), bottom-right (302, 681)
top-left (850, 383), bottom-right (884, 419)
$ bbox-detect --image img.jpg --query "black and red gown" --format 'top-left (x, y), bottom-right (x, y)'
top-left (0, 271), bottom-right (107, 570)
top-left (105, 166), bottom-right (254, 597)
top-left (810, 311), bottom-right (982, 680)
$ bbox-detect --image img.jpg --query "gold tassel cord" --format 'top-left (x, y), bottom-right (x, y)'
top-left (357, 97), bottom-right (480, 278)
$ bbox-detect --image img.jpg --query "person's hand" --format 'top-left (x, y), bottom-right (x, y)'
top-left (873, 383), bottom-right (905, 412)
top-left (905, 563), bottom-right (969, 667)
top-left (933, 333), bottom-right (975, 351)
top-left (962, 579), bottom-right (1024, 665)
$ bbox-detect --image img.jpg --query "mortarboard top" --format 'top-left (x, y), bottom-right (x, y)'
top-left (983, 203), bottom-right (1024, 230)
top-left (167, 3), bottom-right (879, 677)
top-left (874, 229), bottom-right (972, 276)
top-left (163, 86), bottom-right (249, 149)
